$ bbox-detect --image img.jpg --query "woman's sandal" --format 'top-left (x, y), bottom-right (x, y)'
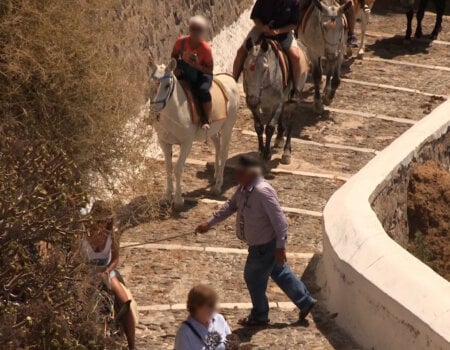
top-left (237, 316), bottom-right (269, 327)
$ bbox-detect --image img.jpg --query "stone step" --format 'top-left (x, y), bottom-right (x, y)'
top-left (134, 306), bottom-right (361, 349)
top-left (122, 201), bottom-right (324, 254)
top-left (121, 247), bottom-right (312, 307)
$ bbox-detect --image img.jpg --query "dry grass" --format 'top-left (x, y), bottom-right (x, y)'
top-left (0, 0), bottom-right (151, 347)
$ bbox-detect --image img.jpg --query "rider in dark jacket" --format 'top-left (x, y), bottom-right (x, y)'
top-left (233, 0), bottom-right (303, 101)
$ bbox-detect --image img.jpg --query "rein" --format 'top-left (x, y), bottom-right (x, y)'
top-left (150, 73), bottom-right (175, 109)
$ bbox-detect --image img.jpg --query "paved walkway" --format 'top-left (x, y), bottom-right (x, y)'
top-left (120, 8), bottom-right (450, 350)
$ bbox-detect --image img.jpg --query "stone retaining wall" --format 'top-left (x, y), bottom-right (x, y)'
top-left (372, 129), bottom-right (450, 246)
top-left (110, 0), bottom-right (252, 97)
top-left (319, 100), bottom-right (450, 350)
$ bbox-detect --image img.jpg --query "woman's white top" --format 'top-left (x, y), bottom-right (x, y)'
top-left (174, 313), bottom-right (231, 350)
top-left (81, 234), bottom-right (112, 266)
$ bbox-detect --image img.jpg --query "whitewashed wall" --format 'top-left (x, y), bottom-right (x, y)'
top-left (319, 100), bottom-right (450, 350)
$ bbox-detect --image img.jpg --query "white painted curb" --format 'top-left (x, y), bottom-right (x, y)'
top-left (320, 100), bottom-right (450, 350)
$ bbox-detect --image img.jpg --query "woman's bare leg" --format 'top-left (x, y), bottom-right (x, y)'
top-left (109, 277), bottom-right (136, 349)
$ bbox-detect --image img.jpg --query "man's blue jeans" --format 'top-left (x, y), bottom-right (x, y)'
top-left (244, 239), bottom-right (314, 322)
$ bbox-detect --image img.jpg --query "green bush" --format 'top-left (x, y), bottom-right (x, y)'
top-left (0, 0), bottom-right (141, 347)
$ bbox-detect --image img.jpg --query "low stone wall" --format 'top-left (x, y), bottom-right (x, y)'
top-left (319, 100), bottom-right (450, 350)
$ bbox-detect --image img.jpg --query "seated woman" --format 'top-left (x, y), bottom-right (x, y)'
top-left (81, 201), bottom-right (135, 350)
top-left (175, 285), bottom-right (239, 350)
top-left (171, 16), bottom-right (214, 130)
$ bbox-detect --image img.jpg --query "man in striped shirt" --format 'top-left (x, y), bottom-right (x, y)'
top-left (196, 155), bottom-right (316, 326)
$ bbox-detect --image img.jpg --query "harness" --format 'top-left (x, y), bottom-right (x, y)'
top-left (150, 73), bottom-right (175, 109)
top-left (243, 41), bottom-right (282, 101)
top-left (318, 9), bottom-right (346, 58)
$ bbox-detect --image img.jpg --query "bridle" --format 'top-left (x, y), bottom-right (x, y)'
top-left (317, 9), bottom-right (345, 58)
top-left (150, 73), bottom-right (175, 110)
top-left (243, 45), bottom-right (279, 99)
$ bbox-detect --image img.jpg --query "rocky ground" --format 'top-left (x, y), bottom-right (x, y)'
top-left (407, 161), bottom-right (450, 281)
top-left (119, 7), bottom-right (450, 350)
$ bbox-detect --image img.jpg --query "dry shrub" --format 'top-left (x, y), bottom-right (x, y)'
top-left (0, 0), bottom-right (141, 179)
top-left (0, 0), bottom-right (146, 347)
top-left (0, 123), bottom-right (106, 348)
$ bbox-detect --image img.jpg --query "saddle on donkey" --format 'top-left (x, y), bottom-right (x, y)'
top-left (264, 38), bottom-right (309, 91)
top-left (179, 75), bottom-right (230, 126)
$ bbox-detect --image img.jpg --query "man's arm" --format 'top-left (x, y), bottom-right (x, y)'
top-left (270, 24), bottom-right (297, 36)
top-left (259, 186), bottom-right (288, 249)
top-left (196, 190), bottom-right (238, 233)
top-left (207, 191), bottom-right (238, 227)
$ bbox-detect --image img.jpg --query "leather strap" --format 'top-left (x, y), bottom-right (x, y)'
top-left (183, 320), bottom-right (206, 345)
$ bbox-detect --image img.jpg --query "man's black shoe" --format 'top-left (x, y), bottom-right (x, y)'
top-left (299, 298), bottom-right (317, 321)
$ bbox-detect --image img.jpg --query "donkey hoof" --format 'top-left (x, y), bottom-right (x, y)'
top-left (173, 198), bottom-right (185, 210)
top-left (313, 101), bottom-right (324, 114)
top-left (281, 154), bottom-right (291, 165)
top-left (211, 185), bottom-right (222, 196)
top-left (161, 194), bottom-right (173, 204)
top-left (263, 152), bottom-right (272, 162)
top-left (322, 95), bottom-right (332, 107)
top-left (345, 46), bottom-right (353, 59)
top-left (357, 49), bottom-right (364, 59)
top-left (274, 137), bottom-right (285, 149)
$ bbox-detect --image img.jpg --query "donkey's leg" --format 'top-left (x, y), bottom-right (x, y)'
top-left (210, 133), bottom-right (224, 195)
top-left (274, 109), bottom-right (285, 149)
top-left (281, 108), bottom-right (293, 165)
top-left (323, 71), bottom-right (333, 106)
top-left (211, 133), bottom-right (221, 181)
top-left (430, 0), bottom-right (444, 39)
top-left (159, 141), bottom-right (174, 202)
top-left (358, 11), bottom-right (369, 58)
top-left (213, 124), bottom-right (233, 195)
top-left (263, 124), bottom-right (276, 161)
top-left (263, 105), bottom-right (282, 161)
top-left (329, 57), bottom-right (342, 104)
top-left (415, 0), bottom-right (428, 38)
top-left (252, 110), bottom-right (265, 156)
top-left (174, 141), bottom-right (193, 209)
top-left (312, 59), bottom-right (323, 114)
top-left (405, 5), bottom-right (414, 40)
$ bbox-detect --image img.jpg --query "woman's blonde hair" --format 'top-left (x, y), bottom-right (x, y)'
top-left (186, 285), bottom-right (218, 315)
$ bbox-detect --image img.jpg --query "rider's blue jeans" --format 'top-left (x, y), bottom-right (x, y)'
top-left (244, 239), bottom-right (314, 322)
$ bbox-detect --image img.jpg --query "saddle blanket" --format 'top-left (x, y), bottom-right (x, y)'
top-left (179, 74), bottom-right (230, 125)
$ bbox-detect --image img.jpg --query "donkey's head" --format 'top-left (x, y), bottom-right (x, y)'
top-left (314, 0), bottom-right (350, 59)
top-left (243, 38), bottom-right (275, 108)
top-left (150, 58), bottom-right (177, 113)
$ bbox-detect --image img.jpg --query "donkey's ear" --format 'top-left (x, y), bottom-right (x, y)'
top-left (313, 0), bottom-right (323, 11)
top-left (339, 1), bottom-right (352, 14)
top-left (261, 39), bottom-right (269, 52)
top-left (245, 38), bottom-right (254, 51)
top-left (166, 58), bottom-right (177, 72)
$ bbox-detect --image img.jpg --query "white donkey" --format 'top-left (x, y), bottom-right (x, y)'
top-left (150, 59), bottom-right (239, 208)
top-left (353, 0), bottom-right (376, 58)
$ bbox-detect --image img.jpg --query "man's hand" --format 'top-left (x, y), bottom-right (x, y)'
top-left (266, 28), bottom-right (280, 37)
top-left (275, 248), bottom-right (287, 266)
top-left (195, 221), bottom-right (210, 234)
top-left (261, 25), bottom-right (272, 35)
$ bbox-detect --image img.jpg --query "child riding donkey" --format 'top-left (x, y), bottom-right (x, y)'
top-left (171, 16), bottom-right (213, 130)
